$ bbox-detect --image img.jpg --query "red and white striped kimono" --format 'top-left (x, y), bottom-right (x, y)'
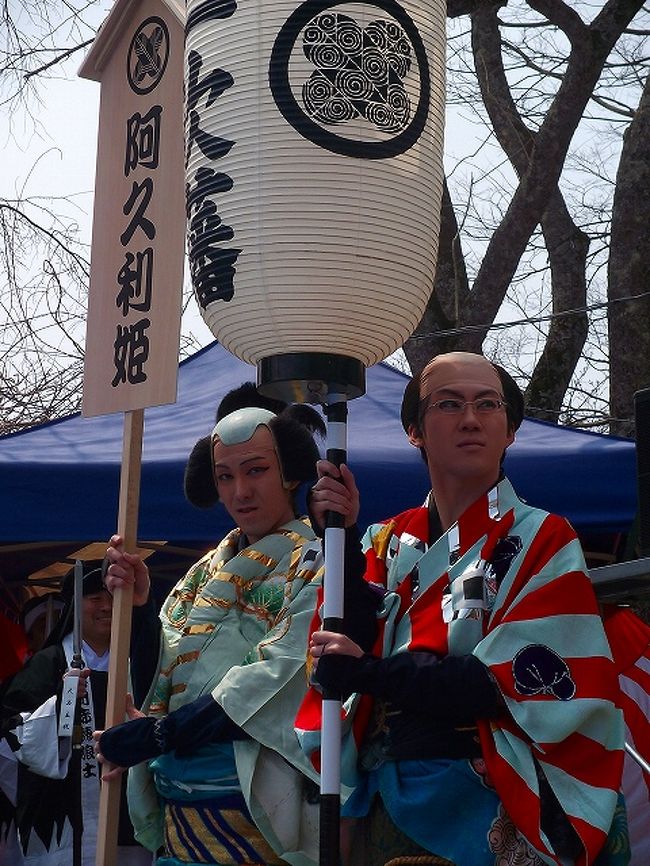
top-left (602, 606), bottom-right (650, 866)
top-left (297, 478), bottom-right (625, 865)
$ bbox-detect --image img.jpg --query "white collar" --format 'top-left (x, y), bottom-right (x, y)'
top-left (81, 640), bottom-right (110, 671)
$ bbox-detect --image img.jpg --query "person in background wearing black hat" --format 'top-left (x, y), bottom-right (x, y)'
top-left (96, 383), bottom-right (375, 866)
top-left (20, 594), bottom-right (65, 660)
top-left (304, 353), bottom-right (628, 866)
top-left (1, 563), bottom-right (152, 866)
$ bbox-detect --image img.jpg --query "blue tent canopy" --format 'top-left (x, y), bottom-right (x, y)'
top-left (0, 341), bottom-right (638, 545)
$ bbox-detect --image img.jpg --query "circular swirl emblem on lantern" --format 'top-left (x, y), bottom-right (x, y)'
top-left (184, 0), bottom-right (446, 372)
top-left (269, 1), bottom-right (429, 158)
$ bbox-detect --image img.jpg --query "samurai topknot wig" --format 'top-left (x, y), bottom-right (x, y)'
top-left (183, 382), bottom-right (326, 509)
top-left (400, 358), bottom-right (524, 436)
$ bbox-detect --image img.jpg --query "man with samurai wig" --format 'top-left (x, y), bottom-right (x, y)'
top-left (301, 352), bottom-right (628, 866)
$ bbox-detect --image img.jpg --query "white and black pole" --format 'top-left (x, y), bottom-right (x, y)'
top-left (320, 392), bottom-right (348, 866)
top-left (257, 355), bottom-right (364, 866)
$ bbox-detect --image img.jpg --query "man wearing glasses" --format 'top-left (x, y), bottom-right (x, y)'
top-left (305, 353), bottom-right (626, 866)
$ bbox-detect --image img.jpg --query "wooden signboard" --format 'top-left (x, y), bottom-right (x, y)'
top-left (78, 2), bottom-right (184, 864)
top-left (81, 0), bottom-right (185, 418)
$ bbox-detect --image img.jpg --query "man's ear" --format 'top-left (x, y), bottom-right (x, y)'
top-left (407, 423), bottom-right (424, 449)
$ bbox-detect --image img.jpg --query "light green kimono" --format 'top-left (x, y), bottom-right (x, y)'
top-left (128, 518), bottom-right (323, 866)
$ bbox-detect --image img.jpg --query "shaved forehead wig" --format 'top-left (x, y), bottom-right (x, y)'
top-left (184, 382), bottom-right (325, 509)
top-left (400, 357), bottom-right (524, 436)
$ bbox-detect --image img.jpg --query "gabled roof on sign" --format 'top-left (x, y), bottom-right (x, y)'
top-left (78, 0), bottom-right (184, 82)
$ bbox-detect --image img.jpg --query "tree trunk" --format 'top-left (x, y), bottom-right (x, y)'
top-left (469, 6), bottom-right (590, 420)
top-left (404, 1), bottom-right (642, 395)
top-left (608, 71), bottom-right (650, 437)
top-left (402, 180), bottom-right (470, 375)
top-left (524, 201), bottom-right (590, 423)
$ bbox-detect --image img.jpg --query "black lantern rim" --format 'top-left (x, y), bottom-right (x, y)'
top-left (257, 352), bottom-right (366, 403)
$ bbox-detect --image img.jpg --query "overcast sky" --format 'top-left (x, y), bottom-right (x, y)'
top-left (2, 71), bottom-right (99, 231)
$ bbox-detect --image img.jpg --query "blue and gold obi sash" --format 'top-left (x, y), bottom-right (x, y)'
top-left (152, 745), bottom-right (284, 866)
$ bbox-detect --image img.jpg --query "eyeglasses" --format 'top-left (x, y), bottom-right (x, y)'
top-left (422, 397), bottom-right (508, 416)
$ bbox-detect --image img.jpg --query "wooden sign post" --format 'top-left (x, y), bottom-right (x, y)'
top-left (95, 407), bottom-right (143, 866)
top-left (78, 1), bottom-right (185, 863)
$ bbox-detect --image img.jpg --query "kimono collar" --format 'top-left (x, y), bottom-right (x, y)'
top-left (439, 477), bottom-right (519, 565)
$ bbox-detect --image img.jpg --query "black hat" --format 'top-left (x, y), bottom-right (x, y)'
top-left (44, 560), bottom-right (108, 648)
top-left (60, 562), bottom-right (105, 600)
top-left (20, 593), bottom-right (64, 635)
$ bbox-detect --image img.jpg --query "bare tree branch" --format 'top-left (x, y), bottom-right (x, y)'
top-left (463, 0), bottom-right (645, 339)
top-left (526, 0), bottom-right (587, 42)
top-left (23, 38), bottom-right (93, 81)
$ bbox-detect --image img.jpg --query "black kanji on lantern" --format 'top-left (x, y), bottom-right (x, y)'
top-left (185, 51), bottom-right (235, 166)
top-left (187, 167), bottom-right (241, 306)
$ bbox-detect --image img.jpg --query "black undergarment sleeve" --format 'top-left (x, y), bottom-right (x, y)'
top-left (340, 526), bottom-right (382, 651)
top-left (99, 693), bottom-right (249, 767)
top-left (313, 650), bottom-right (502, 724)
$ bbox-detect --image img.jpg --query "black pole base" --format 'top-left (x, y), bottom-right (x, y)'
top-left (319, 792), bottom-right (342, 866)
top-left (257, 352), bottom-right (366, 404)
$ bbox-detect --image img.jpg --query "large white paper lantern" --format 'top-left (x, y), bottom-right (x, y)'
top-left (185, 0), bottom-right (446, 399)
